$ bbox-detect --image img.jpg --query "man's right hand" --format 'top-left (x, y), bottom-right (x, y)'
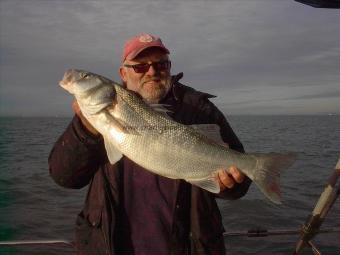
top-left (72, 101), bottom-right (100, 136)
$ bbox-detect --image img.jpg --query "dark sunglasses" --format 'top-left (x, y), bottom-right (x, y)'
top-left (124, 60), bottom-right (171, 73)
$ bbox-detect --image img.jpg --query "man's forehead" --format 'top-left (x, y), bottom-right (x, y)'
top-left (130, 48), bottom-right (169, 62)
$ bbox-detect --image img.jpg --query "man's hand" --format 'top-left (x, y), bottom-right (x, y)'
top-left (72, 100), bottom-right (99, 136)
top-left (217, 166), bottom-right (245, 191)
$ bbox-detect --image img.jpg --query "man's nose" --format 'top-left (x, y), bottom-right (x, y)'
top-left (145, 64), bottom-right (157, 76)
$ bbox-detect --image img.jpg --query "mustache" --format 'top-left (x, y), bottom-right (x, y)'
top-left (142, 77), bottom-right (162, 84)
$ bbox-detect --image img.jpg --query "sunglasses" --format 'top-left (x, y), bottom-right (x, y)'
top-left (124, 60), bottom-right (171, 73)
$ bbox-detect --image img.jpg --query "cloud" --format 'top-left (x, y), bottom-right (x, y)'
top-left (1, 0), bottom-right (340, 116)
top-left (293, 46), bottom-right (340, 63)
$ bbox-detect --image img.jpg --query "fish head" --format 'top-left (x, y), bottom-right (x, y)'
top-left (60, 69), bottom-right (118, 115)
top-left (60, 69), bottom-right (113, 96)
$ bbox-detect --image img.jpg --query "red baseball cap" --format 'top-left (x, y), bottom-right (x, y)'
top-left (122, 33), bottom-right (170, 62)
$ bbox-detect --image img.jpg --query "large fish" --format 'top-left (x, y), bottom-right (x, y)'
top-left (60, 69), bottom-right (296, 204)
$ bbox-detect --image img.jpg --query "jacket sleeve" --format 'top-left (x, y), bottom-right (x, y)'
top-left (200, 99), bottom-right (252, 200)
top-left (48, 115), bottom-right (106, 189)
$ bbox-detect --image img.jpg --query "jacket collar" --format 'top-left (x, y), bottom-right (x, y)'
top-left (169, 72), bottom-right (216, 101)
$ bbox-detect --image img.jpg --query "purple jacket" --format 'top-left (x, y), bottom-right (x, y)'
top-left (49, 73), bottom-right (251, 255)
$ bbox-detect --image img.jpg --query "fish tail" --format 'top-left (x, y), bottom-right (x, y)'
top-left (250, 152), bottom-right (296, 204)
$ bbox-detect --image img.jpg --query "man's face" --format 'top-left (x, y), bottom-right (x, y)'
top-left (119, 48), bottom-right (171, 103)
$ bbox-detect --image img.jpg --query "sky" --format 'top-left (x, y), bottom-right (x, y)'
top-left (0, 0), bottom-right (339, 116)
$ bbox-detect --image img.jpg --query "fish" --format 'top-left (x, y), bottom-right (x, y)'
top-left (60, 69), bottom-right (296, 204)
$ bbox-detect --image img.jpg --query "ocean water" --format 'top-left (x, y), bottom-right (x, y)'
top-left (0, 115), bottom-right (339, 255)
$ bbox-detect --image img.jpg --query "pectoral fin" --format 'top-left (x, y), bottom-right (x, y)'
top-left (149, 103), bottom-right (173, 114)
top-left (103, 137), bottom-right (123, 164)
top-left (186, 176), bottom-right (220, 193)
top-left (149, 103), bottom-right (173, 120)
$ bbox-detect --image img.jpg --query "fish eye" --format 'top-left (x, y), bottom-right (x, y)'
top-left (82, 73), bottom-right (91, 79)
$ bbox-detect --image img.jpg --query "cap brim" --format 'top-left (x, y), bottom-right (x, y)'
top-left (125, 45), bottom-right (169, 61)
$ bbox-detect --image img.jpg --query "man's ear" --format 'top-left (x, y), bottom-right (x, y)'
top-left (119, 66), bottom-right (127, 83)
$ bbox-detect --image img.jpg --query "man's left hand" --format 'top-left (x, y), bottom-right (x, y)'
top-left (217, 166), bottom-right (245, 191)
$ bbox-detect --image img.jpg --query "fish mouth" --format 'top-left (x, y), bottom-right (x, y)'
top-left (59, 79), bottom-right (68, 87)
top-left (59, 78), bottom-right (72, 89)
top-left (59, 69), bottom-right (76, 88)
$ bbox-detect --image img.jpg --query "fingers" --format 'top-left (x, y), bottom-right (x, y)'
top-left (218, 169), bottom-right (235, 190)
top-left (229, 166), bottom-right (245, 184)
top-left (217, 166), bottom-right (245, 191)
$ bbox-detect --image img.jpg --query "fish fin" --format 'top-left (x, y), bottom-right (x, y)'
top-left (148, 103), bottom-right (173, 120)
top-left (190, 124), bottom-right (226, 145)
top-left (149, 103), bottom-right (173, 114)
top-left (187, 176), bottom-right (220, 193)
top-left (250, 152), bottom-right (297, 204)
top-left (103, 137), bottom-right (123, 164)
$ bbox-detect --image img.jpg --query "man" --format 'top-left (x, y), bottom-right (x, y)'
top-left (49, 33), bottom-right (251, 255)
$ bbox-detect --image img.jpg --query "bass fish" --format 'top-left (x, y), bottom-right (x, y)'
top-left (60, 69), bottom-right (296, 204)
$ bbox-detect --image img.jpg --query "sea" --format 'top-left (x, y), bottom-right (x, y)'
top-left (0, 115), bottom-right (339, 255)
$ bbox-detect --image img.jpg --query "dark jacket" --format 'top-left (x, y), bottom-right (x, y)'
top-left (48, 73), bottom-right (251, 255)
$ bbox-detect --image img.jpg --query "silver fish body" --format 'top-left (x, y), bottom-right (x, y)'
top-left (60, 69), bottom-right (296, 204)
